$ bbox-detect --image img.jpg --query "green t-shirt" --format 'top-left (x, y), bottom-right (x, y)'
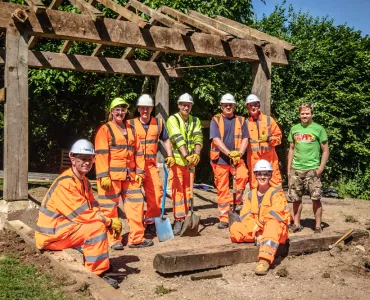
top-left (288, 122), bottom-right (328, 170)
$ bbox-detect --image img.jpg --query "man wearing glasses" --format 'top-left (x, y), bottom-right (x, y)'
top-left (229, 159), bottom-right (290, 275)
top-left (210, 93), bottom-right (249, 229)
top-left (35, 139), bottom-right (122, 288)
top-left (166, 93), bottom-right (203, 235)
top-left (245, 94), bottom-right (283, 189)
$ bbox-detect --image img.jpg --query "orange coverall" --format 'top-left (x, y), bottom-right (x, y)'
top-left (210, 114), bottom-right (249, 222)
top-left (246, 113), bottom-right (282, 189)
top-left (35, 168), bottom-right (111, 275)
top-left (129, 117), bottom-right (164, 223)
top-left (95, 121), bottom-right (145, 246)
top-left (230, 186), bottom-right (290, 263)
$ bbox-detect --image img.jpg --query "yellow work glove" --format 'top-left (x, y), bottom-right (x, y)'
top-left (135, 174), bottom-right (144, 186)
top-left (109, 218), bottom-right (122, 239)
top-left (259, 131), bottom-right (269, 143)
top-left (185, 154), bottom-right (193, 165)
top-left (165, 156), bottom-right (176, 168)
top-left (228, 150), bottom-right (241, 158)
top-left (192, 153), bottom-right (200, 166)
top-left (100, 176), bottom-right (112, 191)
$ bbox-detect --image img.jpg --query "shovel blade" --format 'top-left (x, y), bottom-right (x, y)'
top-left (180, 212), bottom-right (200, 237)
top-left (154, 216), bottom-right (175, 242)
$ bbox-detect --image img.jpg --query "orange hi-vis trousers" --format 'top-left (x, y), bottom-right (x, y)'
top-left (169, 164), bottom-right (190, 220)
top-left (44, 222), bottom-right (109, 275)
top-left (212, 161), bottom-right (248, 223)
top-left (230, 218), bottom-right (288, 264)
top-left (97, 180), bottom-right (145, 246)
top-left (143, 162), bottom-right (163, 223)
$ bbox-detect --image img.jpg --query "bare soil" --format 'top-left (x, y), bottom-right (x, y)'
top-left (6, 187), bottom-right (370, 299)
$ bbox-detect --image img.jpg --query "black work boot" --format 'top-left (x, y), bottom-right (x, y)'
top-left (218, 221), bottom-right (229, 229)
top-left (128, 239), bottom-right (154, 248)
top-left (228, 211), bottom-right (241, 227)
top-left (173, 220), bottom-right (184, 236)
top-left (145, 223), bottom-right (157, 236)
top-left (99, 274), bottom-right (119, 289)
top-left (111, 242), bottom-right (124, 250)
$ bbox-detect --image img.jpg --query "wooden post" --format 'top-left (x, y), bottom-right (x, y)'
top-left (251, 47), bottom-right (271, 115)
top-left (4, 25), bottom-right (29, 201)
top-left (154, 76), bottom-right (169, 164)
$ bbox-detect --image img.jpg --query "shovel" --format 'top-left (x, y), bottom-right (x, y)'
top-left (154, 163), bottom-right (175, 242)
top-left (180, 166), bottom-right (200, 237)
top-left (228, 165), bottom-right (241, 226)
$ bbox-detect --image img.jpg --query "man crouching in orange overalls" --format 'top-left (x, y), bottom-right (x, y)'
top-left (229, 159), bottom-right (290, 275)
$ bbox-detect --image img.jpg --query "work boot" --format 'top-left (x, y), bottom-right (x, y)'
top-left (288, 224), bottom-right (303, 233)
top-left (128, 239), bottom-right (154, 248)
top-left (218, 222), bottom-right (229, 229)
top-left (255, 259), bottom-right (270, 275)
top-left (228, 211), bottom-right (241, 227)
top-left (99, 274), bottom-right (119, 289)
top-left (111, 242), bottom-right (124, 250)
top-left (314, 226), bottom-right (323, 233)
top-left (173, 220), bottom-right (184, 236)
top-left (145, 223), bottom-right (157, 236)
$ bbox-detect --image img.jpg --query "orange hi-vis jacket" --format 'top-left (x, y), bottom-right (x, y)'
top-left (95, 121), bottom-right (145, 181)
top-left (129, 117), bottom-right (163, 163)
top-left (210, 114), bottom-right (246, 161)
top-left (246, 113), bottom-right (281, 155)
top-left (240, 186), bottom-right (290, 228)
top-left (35, 168), bottom-right (111, 249)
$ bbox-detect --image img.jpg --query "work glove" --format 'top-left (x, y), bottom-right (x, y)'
top-left (185, 154), bottom-right (193, 165)
top-left (108, 218), bottom-right (122, 239)
top-left (228, 151), bottom-right (241, 166)
top-left (165, 156), bottom-right (176, 168)
top-left (192, 154), bottom-right (201, 166)
top-left (100, 176), bottom-right (112, 191)
top-left (135, 174), bottom-right (144, 186)
top-left (259, 131), bottom-right (269, 143)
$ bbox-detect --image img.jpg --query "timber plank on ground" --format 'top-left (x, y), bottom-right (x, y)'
top-left (153, 229), bottom-right (369, 274)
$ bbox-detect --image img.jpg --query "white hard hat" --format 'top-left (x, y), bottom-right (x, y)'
top-left (253, 159), bottom-right (273, 172)
top-left (246, 94), bottom-right (260, 104)
top-left (220, 93), bottom-right (236, 104)
top-left (137, 94), bottom-right (154, 107)
top-left (70, 139), bottom-right (96, 155)
top-left (178, 93), bottom-right (194, 104)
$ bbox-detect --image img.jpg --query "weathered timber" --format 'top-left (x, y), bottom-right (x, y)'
top-left (161, 6), bottom-right (233, 40)
top-left (0, 3), bottom-right (288, 64)
top-left (4, 26), bottom-right (29, 201)
top-left (0, 49), bottom-right (182, 77)
top-left (24, 0), bottom-right (46, 14)
top-left (155, 76), bottom-right (169, 163)
top-left (215, 15), bottom-right (295, 51)
top-left (190, 270), bottom-right (223, 281)
top-left (252, 48), bottom-right (271, 115)
top-left (153, 229), bottom-right (369, 274)
top-left (0, 88), bottom-right (5, 101)
top-left (128, 0), bottom-right (192, 35)
top-left (69, 0), bottom-right (103, 22)
top-left (6, 220), bottom-right (123, 300)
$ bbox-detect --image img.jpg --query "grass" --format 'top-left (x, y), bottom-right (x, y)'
top-left (344, 215), bottom-right (357, 223)
top-left (0, 253), bottom-right (70, 300)
top-left (155, 284), bottom-right (176, 295)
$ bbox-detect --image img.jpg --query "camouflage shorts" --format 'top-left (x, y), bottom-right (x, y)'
top-left (288, 169), bottom-right (322, 202)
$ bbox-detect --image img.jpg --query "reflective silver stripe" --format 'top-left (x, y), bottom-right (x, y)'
top-left (109, 167), bottom-right (128, 172)
top-left (260, 249), bottom-right (274, 257)
top-left (175, 211), bottom-right (186, 217)
top-left (210, 148), bottom-right (219, 152)
top-left (84, 252), bottom-right (109, 263)
top-left (260, 239), bottom-right (279, 249)
top-left (260, 146), bottom-right (273, 151)
top-left (174, 200), bottom-right (185, 207)
top-left (98, 193), bottom-right (121, 200)
top-left (122, 189), bottom-right (142, 195)
top-left (234, 135), bottom-right (242, 138)
top-left (136, 151), bottom-right (144, 156)
top-left (247, 191), bottom-right (252, 200)
top-left (218, 203), bottom-right (229, 208)
top-left (141, 140), bottom-right (157, 144)
top-left (175, 136), bottom-right (185, 143)
top-left (85, 232), bottom-right (107, 245)
top-left (136, 169), bottom-right (145, 174)
top-left (170, 133), bottom-right (182, 140)
top-left (110, 145), bottom-right (135, 150)
top-left (219, 210), bottom-right (228, 215)
top-left (96, 149), bottom-right (109, 154)
top-left (91, 201), bottom-right (99, 207)
top-left (97, 211), bottom-right (107, 224)
top-left (99, 202), bottom-right (117, 208)
top-left (193, 132), bottom-right (202, 136)
top-left (87, 181), bottom-right (91, 191)
top-left (96, 172), bottom-right (109, 178)
top-left (105, 123), bottom-right (116, 146)
top-left (250, 140), bottom-right (259, 144)
top-left (145, 154), bottom-right (157, 158)
top-left (269, 210), bottom-right (284, 222)
top-left (66, 202), bottom-right (89, 220)
top-left (39, 206), bottom-right (61, 219)
top-left (240, 211), bottom-right (251, 220)
top-left (125, 198), bottom-right (144, 203)
top-left (36, 222), bottom-right (74, 235)
top-left (247, 148), bottom-right (260, 152)
top-left (267, 116), bottom-right (271, 137)
top-left (43, 175), bottom-right (74, 207)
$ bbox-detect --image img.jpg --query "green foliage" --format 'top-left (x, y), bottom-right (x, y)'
top-left (155, 284), bottom-right (176, 295)
top-left (344, 215), bottom-right (357, 223)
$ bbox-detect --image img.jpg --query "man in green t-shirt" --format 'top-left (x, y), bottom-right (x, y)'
top-left (287, 104), bottom-right (329, 233)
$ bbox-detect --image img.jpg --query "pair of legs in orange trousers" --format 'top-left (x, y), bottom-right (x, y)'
top-left (230, 218), bottom-right (288, 263)
top-left (44, 222), bottom-right (109, 275)
top-left (212, 161), bottom-right (248, 223)
top-left (97, 179), bottom-right (145, 246)
top-left (143, 162), bottom-right (163, 223)
top-left (168, 164), bottom-right (190, 221)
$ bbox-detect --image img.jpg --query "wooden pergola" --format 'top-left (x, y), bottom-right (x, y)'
top-left (0, 0), bottom-right (294, 201)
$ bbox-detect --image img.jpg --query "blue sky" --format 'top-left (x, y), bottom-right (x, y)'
top-left (252, 0), bottom-right (370, 36)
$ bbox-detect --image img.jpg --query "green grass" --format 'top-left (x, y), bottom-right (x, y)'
top-left (344, 215), bottom-right (357, 223)
top-left (0, 253), bottom-right (70, 300)
top-left (155, 284), bottom-right (176, 295)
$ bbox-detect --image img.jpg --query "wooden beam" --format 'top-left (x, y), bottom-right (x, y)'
top-left (24, 0), bottom-right (46, 14)
top-left (0, 3), bottom-right (288, 64)
top-left (252, 48), bottom-right (271, 115)
top-left (215, 15), bottom-right (295, 51)
top-left (4, 26), bottom-right (29, 201)
top-left (153, 229), bottom-right (369, 274)
top-left (0, 48), bottom-right (183, 77)
top-left (161, 6), bottom-right (233, 40)
top-left (155, 76), bottom-right (169, 163)
top-left (69, 0), bottom-right (104, 22)
top-left (128, 0), bottom-right (192, 35)
top-left (95, 0), bottom-right (148, 28)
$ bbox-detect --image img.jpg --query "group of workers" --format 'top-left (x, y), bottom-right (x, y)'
top-left (35, 92), bottom-right (329, 286)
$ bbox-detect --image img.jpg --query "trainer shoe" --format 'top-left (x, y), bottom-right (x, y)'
top-left (255, 259), bottom-right (270, 275)
top-left (128, 239), bottom-right (154, 248)
top-left (145, 223), bottom-right (157, 236)
top-left (99, 274), bottom-right (119, 289)
top-left (111, 242), bottom-right (124, 250)
top-left (314, 226), bottom-right (322, 233)
top-left (217, 221), bottom-right (229, 229)
top-left (288, 224), bottom-right (303, 233)
top-left (173, 220), bottom-right (184, 236)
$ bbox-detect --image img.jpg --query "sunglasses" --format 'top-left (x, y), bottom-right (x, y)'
top-left (255, 172), bottom-right (271, 177)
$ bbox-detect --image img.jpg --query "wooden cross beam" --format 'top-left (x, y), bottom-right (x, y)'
top-left (0, 48), bottom-right (182, 78)
top-left (24, 0), bottom-right (46, 14)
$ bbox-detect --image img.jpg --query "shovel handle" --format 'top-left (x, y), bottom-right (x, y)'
top-left (189, 167), bottom-right (195, 213)
top-left (161, 163), bottom-right (169, 216)
top-left (329, 229), bottom-right (354, 249)
top-left (232, 165), bottom-right (236, 211)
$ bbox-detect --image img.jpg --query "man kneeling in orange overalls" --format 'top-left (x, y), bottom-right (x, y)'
top-left (229, 159), bottom-right (290, 275)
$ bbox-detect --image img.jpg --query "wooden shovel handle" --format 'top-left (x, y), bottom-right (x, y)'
top-left (330, 229), bottom-right (354, 248)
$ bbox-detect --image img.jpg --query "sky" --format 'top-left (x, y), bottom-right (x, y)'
top-left (252, 0), bottom-right (370, 36)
